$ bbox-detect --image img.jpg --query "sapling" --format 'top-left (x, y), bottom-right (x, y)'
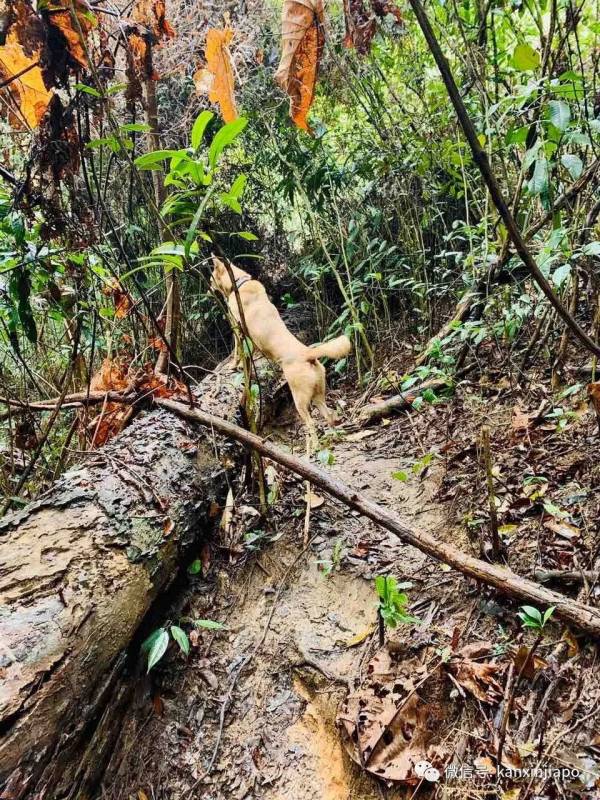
top-left (375, 575), bottom-right (420, 645)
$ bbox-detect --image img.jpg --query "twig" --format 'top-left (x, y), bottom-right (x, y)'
top-left (480, 426), bottom-right (502, 561)
top-left (156, 396), bottom-right (600, 638)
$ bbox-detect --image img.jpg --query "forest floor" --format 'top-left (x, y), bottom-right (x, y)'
top-left (101, 364), bottom-right (600, 800)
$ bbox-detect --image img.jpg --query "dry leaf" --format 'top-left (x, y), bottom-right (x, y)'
top-left (132, 0), bottom-right (175, 41)
top-left (513, 645), bottom-right (547, 680)
top-left (561, 628), bottom-right (579, 658)
top-left (220, 487), bottom-right (234, 533)
top-left (0, 3), bottom-right (52, 131)
top-left (194, 27), bottom-right (238, 123)
top-left (473, 755), bottom-right (495, 775)
top-left (345, 625), bottom-right (375, 647)
top-left (337, 645), bottom-right (449, 783)
top-left (304, 490), bottom-right (324, 508)
top-left (83, 358), bottom-right (187, 447)
top-left (543, 518), bottom-right (580, 540)
top-left (275, 0), bottom-right (324, 132)
top-left (102, 279), bottom-right (133, 319)
top-left (343, 0), bottom-right (402, 54)
top-left (45, 0), bottom-right (97, 69)
top-left (448, 646), bottom-right (502, 703)
top-left (511, 405), bottom-right (531, 432)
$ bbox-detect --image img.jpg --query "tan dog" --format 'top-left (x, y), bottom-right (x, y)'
top-left (211, 256), bottom-right (350, 447)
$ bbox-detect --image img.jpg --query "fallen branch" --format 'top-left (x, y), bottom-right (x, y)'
top-left (356, 377), bottom-right (453, 424)
top-left (0, 390), bottom-right (137, 420)
top-left (157, 397), bottom-right (600, 639)
top-left (407, 0), bottom-right (600, 360)
top-left (534, 569), bottom-right (599, 586)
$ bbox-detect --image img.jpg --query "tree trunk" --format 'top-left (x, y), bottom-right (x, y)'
top-left (0, 361), bottom-right (277, 799)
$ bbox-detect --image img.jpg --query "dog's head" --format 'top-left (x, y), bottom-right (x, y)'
top-left (210, 255), bottom-right (250, 297)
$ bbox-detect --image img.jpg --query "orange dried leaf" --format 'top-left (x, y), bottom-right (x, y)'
top-left (132, 0), bottom-right (175, 41)
top-left (45, 1), bottom-right (97, 69)
top-left (275, 0), bottom-right (324, 132)
top-left (194, 28), bottom-right (238, 123)
top-left (0, 41), bottom-right (52, 128)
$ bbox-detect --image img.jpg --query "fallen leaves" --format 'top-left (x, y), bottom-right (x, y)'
top-left (194, 28), bottom-right (238, 123)
top-left (447, 643), bottom-right (503, 703)
top-left (0, 40), bottom-right (51, 127)
top-left (82, 358), bottom-right (186, 447)
top-left (337, 645), bottom-right (448, 783)
top-left (275, 0), bottom-right (324, 132)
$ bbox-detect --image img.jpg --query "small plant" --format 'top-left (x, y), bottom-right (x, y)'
top-left (517, 605), bottom-right (555, 633)
top-left (375, 575), bottom-right (419, 645)
top-left (317, 538), bottom-right (344, 577)
top-left (392, 452), bottom-right (437, 483)
top-left (141, 619), bottom-right (223, 672)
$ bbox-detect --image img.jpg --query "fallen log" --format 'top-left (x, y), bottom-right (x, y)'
top-left (356, 377), bottom-right (452, 423)
top-left (158, 397), bottom-right (600, 639)
top-left (0, 361), bottom-right (279, 799)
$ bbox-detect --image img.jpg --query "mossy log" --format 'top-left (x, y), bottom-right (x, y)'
top-left (0, 360), bottom-right (280, 799)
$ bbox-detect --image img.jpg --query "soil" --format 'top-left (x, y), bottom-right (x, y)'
top-left (100, 377), bottom-right (600, 800)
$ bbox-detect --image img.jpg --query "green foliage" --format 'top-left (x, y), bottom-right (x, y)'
top-left (375, 576), bottom-right (420, 629)
top-left (517, 605), bottom-right (555, 632)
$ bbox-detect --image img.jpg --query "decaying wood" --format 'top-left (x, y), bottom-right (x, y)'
top-left (356, 377), bottom-right (452, 423)
top-left (0, 360), bottom-right (279, 799)
top-left (158, 397), bottom-right (600, 639)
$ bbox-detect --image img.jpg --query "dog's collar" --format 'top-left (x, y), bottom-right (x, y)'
top-left (234, 275), bottom-right (252, 290)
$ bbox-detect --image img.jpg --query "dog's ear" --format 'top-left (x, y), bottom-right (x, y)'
top-left (211, 255), bottom-right (226, 273)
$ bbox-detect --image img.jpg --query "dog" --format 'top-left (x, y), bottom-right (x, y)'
top-left (211, 256), bottom-right (351, 448)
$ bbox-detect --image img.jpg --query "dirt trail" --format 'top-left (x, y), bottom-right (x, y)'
top-left (101, 417), bottom-right (462, 799)
top-left (102, 398), bottom-right (600, 800)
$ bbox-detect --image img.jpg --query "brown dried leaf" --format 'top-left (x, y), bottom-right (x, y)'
top-left (0, 3), bottom-right (52, 129)
top-left (194, 27), bottom-right (238, 123)
top-left (132, 0), bottom-right (175, 41)
top-left (448, 650), bottom-right (502, 703)
top-left (513, 645), bottom-right (547, 680)
top-left (337, 645), bottom-right (448, 783)
top-left (275, 0), bottom-right (324, 132)
top-left (45, 0), bottom-right (97, 69)
top-left (343, 0), bottom-right (402, 54)
top-left (0, 42), bottom-right (51, 127)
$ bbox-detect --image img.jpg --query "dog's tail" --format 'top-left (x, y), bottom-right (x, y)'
top-left (305, 335), bottom-right (351, 361)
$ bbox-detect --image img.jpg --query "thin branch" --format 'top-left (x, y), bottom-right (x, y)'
top-left (156, 396), bottom-right (600, 639)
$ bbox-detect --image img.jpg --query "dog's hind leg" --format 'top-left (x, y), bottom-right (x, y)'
top-left (313, 364), bottom-right (335, 426)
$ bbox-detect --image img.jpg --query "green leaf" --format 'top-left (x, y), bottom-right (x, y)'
top-left (582, 241), bottom-right (600, 257)
top-left (521, 605), bottom-right (542, 622)
top-left (134, 150), bottom-right (180, 169)
top-left (511, 43), bottom-right (540, 71)
top-left (187, 559), bottom-right (202, 575)
top-left (194, 619), bottom-right (225, 630)
top-left (237, 231), bottom-right (258, 241)
top-left (105, 82), bottom-right (128, 95)
top-left (141, 627), bottom-right (164, 653)
top-left (75, 83), bottom-right (102, 97)
top-left (191, 110), bottom-right (214, 149)
top-left (375, 575), bottom-right (386, 599)
top-left (542, 606), bottom-right (556, 626)
top-left (120, 122), bottom-right (151, 133)
top-left (547, 100), bottom-right (570, 132)
top-left (208, 117), bottom-right (247, 171)
top-left (560, 153), bottom-right (583, 180)
top-left (144, 628), bottom-right (169, 672)
top-left (551, 263), bottom-right (571, 287)
top-left (391, 470), bottom-right (409, 482)
top-left (170, 625), bottom-right (190, 655)
top-left (528, 158), bottom-right (549, 196)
